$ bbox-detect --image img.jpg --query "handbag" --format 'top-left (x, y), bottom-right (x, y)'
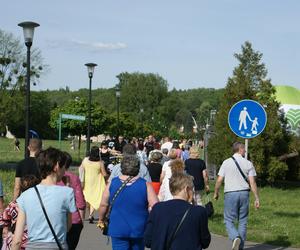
top-left (204, 193), bottom-right (214, 218)
top-left (166, 206), bottom-right (191, 250)
top-left (101, 176), bottom-right (134, 235)
top-left (34, 186), bottom-right (63, 250)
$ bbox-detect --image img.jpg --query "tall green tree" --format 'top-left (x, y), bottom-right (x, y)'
top-left (208, 41), bottom-right (290, 182)
top-left (117, 72), bottom-right (168, 117)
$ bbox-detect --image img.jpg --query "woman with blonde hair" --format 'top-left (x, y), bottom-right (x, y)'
top-left (144, 173), bottom-right (211, 249)
top-left (185, 146), bottom-right (209, 206)
top-left (158, 150), bottom-right (185, 201)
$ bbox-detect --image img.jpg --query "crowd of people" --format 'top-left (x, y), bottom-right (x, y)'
top-left (0, 136), bottom-right (260, 250)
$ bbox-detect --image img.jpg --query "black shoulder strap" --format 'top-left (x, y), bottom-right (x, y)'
top-left (231, 157), bottom-right (249, 185)
top-left (106, 176), bottom-right (134, 218)
top-left (167, 206), bottom-right (191, 250)
top-left (34, 186), bottom-right (63, 250)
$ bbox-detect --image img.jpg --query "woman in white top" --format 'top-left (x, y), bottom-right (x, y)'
top-left (158, 149), bottom-right (184, 201)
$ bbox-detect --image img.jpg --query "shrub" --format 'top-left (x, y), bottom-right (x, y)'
top-left (267, 157), bottom-right (288, 183)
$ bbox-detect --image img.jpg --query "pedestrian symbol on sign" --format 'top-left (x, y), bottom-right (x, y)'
top-left (238, 107), bottom-right (259, 135)
top-left (238, 107), bottom-right (251, 131)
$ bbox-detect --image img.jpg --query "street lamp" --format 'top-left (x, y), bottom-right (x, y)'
top-left (18, 21), bottom-right (40, 158)
top-left (84, 63), bottom-right (97, 156)
top-left (140, 108), bottom-right (144, 138)
top-left (115, 85), bottom-right (121, 136)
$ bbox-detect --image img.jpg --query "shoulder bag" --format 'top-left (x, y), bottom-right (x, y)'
top-left (204, 192), bottom-right (214, 218)
top-left (166, 206), bottom-right (191, 250)
top-left (101, 176), bottom-right (134, 235)
top-left (34, 186), bottom-right (63, 250)
top-left (231, 156), bottom-right (249, 185)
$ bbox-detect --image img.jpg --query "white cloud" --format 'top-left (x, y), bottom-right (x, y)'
top-left (46, 39), bottom-right (127, 52)
top-left (71, 40), bottom-right (127, 51)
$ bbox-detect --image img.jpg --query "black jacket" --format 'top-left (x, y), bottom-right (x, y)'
top-left (144, 199), bottom-right (211, 250)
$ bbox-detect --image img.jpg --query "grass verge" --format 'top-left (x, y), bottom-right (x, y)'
top-left (208, 183), bottom-right (300, 247)
top-left (0, 137), bottom-right (101, 165)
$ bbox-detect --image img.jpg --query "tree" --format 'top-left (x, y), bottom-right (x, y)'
top-left (4, 92), bottom-right (56, 139)
top-left (49, 98), bottom-right (111, 138)
top-left (195, 101), bottom-right (213, 127)
top-left (0, 29), bottom-right (47, 133)
top-left (0, 29), bottom-right (45, 91)
top-left (174, 108), bottom-right (193, 133)
top-left (117, 72), bottom-right (168, 117)
top-left (208, 41), bottom-right (290, 182)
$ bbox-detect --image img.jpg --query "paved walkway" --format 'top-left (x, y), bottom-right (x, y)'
top-left (77, 219), bottom-right (299, 250)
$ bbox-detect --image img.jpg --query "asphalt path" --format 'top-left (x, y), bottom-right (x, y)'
top-left (77, 219), bottom-right (299, 250)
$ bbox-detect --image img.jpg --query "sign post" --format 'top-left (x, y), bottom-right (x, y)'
top-left (58, 113), bottom-right (86, 149)
top-left (245, 138), bottom-right (249, 159)
top-left (228, 99), bottom-right (267, 159)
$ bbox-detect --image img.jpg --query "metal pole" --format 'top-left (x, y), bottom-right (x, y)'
top-left (24, 43), bottom-right (31, 158)
top-left (117, 96), bottom-right (120, 137)
top-left (58, 114), bottom-right (62, 149)
top-left (86, 76), bottom-right (92, 156)
top-left (141, 117), bottom-right (144, 139)
top-left (245, 138), bottom-right (248, 159)
top-left (204, 131), bottom-right (208, 165)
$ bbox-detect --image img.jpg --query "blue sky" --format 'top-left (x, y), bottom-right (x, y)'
top-left (1, 0), bottom-right (299, 90)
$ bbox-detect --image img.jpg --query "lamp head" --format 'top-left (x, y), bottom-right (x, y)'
top-left (115, 85), bottom-right (121, 98)
top-left (18, 21), bottom-right (40, 46)
top-left (85, 63), bottom-right (97, 78)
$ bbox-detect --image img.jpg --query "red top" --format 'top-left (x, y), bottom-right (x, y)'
top-left (58, 171), bottom-right (86, 224)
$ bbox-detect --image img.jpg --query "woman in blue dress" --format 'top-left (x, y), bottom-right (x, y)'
top-left (98, 154), bottom-right (158, 250)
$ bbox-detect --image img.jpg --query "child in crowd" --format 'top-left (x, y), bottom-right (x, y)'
top-left (0, 175), bottom-right (40, 250)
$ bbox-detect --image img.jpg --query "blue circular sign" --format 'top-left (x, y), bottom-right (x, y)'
top-left (228, 99), bottom-right (267, 139)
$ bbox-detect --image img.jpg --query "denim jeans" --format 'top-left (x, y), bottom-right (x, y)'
top-left (111, 237), bottom-right (144, 250)
top-left (224, 190), bottom-right (249, 250)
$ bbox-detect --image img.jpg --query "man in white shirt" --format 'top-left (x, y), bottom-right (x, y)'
top-left (161, 137), bottom-right (173, 153)
top-left (214, 142), bottom-right (260, 250)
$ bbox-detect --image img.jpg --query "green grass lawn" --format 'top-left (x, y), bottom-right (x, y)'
top-left (0, 137), bottom-right (101, 165)
top-left (208, 183), bottom-right (300, 247)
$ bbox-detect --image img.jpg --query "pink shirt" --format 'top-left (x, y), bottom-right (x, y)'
top-left (58, 171), bottom-right (86, 224)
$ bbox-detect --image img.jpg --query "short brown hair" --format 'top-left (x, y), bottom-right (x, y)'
top-left (29, 138), bottom-right (42, 152)
top-left (232, 142), bottom-right (244, 153)
top-left (20, 175), bottom-right (40, 192)
top-left (37, 147), bottom-right (66, 179)
top-left (169, 159), bottom-right (184, 175)
top-left (169, 173), bottom-right (194, 196)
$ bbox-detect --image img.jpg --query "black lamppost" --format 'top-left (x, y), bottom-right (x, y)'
top-left (18, 21), bottom-right (40, 159)
top-left (140, 108), bottom-right (144, 138)
top-left (115, 85), bottom-right (121, 136)
top-left (85, 63), bottom-right (97, 156)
